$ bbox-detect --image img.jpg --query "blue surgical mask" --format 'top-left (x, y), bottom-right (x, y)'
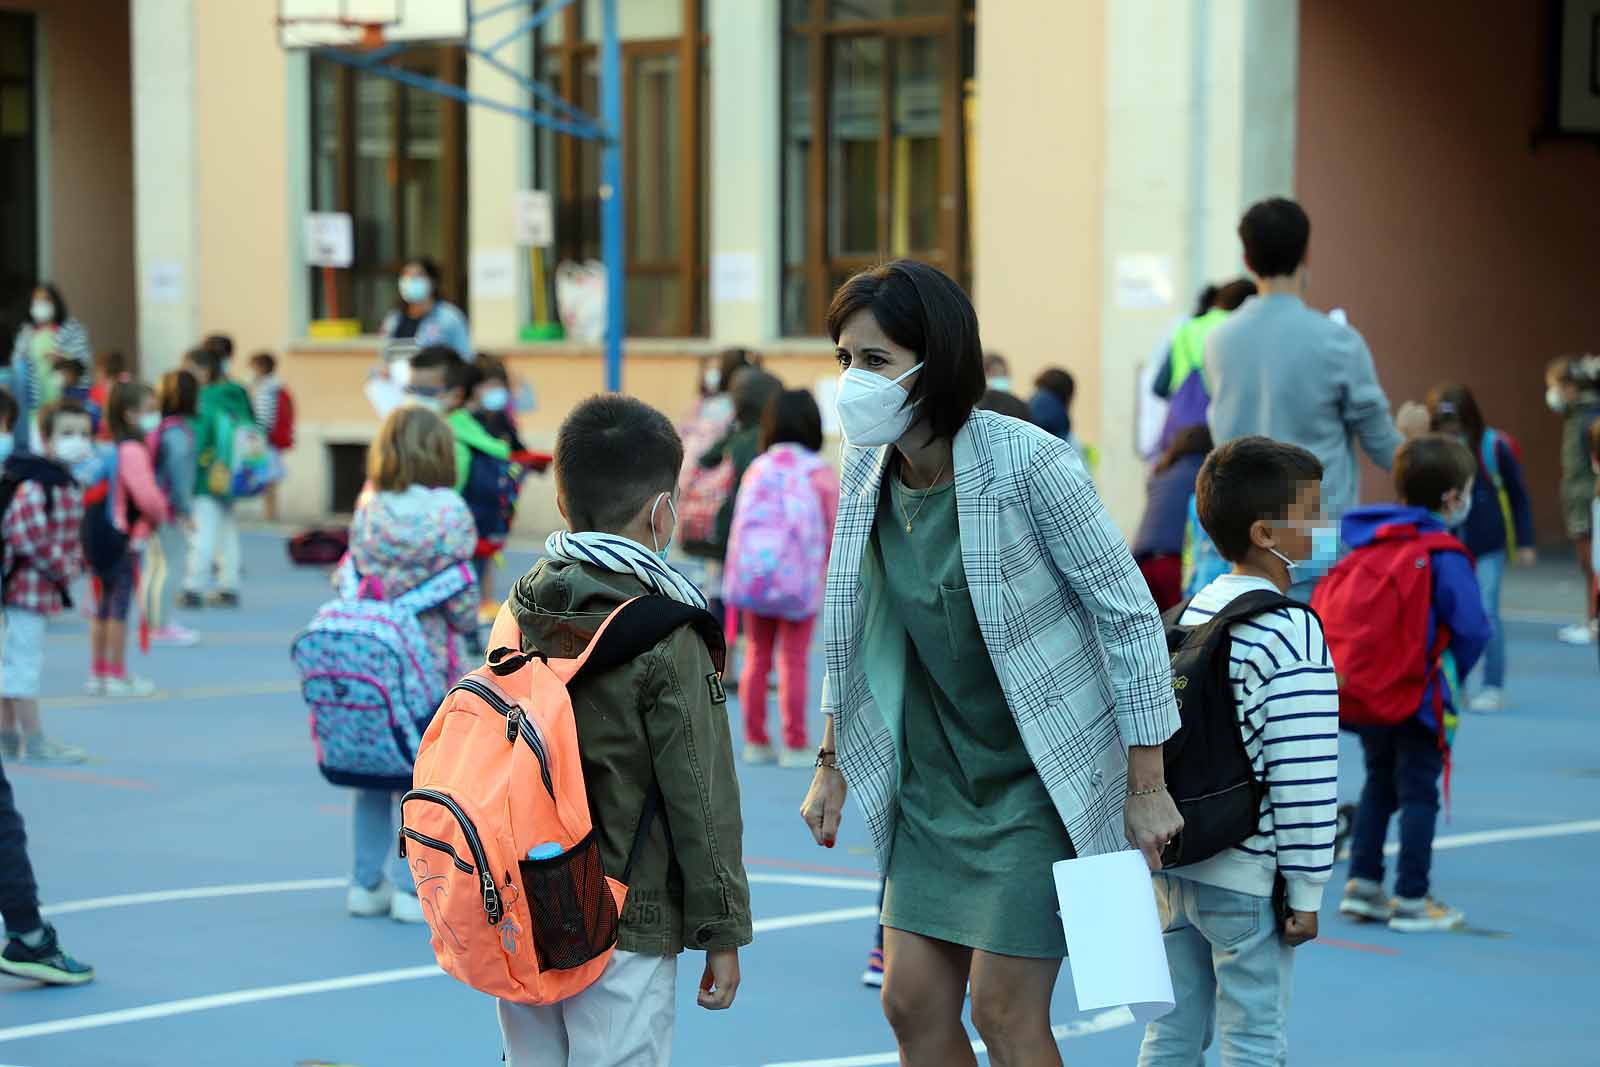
top-left (480, 386), bottom-right (510, 413)
top-left (1270, 523), bottom-right (1340, 573)
top-left (650, 493), bottom-right (678, 562)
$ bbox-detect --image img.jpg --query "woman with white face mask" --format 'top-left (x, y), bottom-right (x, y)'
top-left (798, 261), bottom-right (1183, 1066)
top-left (7, 283), bottom-right (92, 453)
top-left (378, 257), bottom-right (472, 379)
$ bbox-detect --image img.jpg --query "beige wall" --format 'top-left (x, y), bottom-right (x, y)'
top-left (192, 0), bottom-right (292, 371)
top-left (973, 0), bottom-right (1105, 447)
top-left (1298, 0), bottom-right (1600, 542)
top-left (2, 0), bottom-right (135, 360)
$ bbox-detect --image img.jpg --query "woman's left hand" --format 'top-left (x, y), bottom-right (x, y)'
top-left (1124, 745), bottom-right (1183, 871)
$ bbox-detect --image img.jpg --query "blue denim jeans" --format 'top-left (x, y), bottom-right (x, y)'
top-left (352, 789), bottom-right (415, 894)
top-left (1348, 721), bottom-right (1444, 900)
top-left (1473, 550), bottom-right (1506, 689)
top-left (1138, 874), bottom-right (1294, 1067)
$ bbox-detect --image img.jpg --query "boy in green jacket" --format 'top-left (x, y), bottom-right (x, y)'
top-left (180, 339), bottom-right (254, 608)
top-left (500, 394), bottom-right (750, 1066)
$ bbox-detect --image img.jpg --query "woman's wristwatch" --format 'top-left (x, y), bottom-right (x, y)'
top-left (815, 748), bottom-right (838, 769)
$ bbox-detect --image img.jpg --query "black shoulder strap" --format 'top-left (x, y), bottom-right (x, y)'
top-left (563, 596), bottom-right (726, 886)
top-left (568, 596), bottom-right (727, 688)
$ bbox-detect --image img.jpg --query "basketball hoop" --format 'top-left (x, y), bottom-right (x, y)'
top-left (277, 14), bottom-right (396, 52)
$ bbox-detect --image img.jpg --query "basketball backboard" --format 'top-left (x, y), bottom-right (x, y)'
top-left (278, 0), bottom-right (468, 51)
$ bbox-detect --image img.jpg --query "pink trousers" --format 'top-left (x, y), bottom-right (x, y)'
top-left (739, 612), bottom-right (815, 751)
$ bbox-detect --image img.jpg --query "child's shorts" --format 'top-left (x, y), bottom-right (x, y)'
top-left (1, 608), bottom-right (47, 699)
top-left (93, 552), bottom-right (138, 623)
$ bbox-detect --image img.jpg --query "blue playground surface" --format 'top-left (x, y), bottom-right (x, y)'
top-left (1, 533), bottom-right (1596, 1065)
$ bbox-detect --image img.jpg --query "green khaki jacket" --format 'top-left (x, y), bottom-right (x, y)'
top-left (509, 560), bottom-right (752, 956)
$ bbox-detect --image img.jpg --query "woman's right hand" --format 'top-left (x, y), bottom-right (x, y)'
top-left (800, 765), bottom-right (848, 848)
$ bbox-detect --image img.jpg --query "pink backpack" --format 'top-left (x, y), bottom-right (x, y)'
top-left (724, 445), bottom-right (829, 621)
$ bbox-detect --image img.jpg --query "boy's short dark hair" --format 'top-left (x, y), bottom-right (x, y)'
top-left (1394, 435), bottom-right (1476, 513)
top-left (556, 395), bottom-right (684, 531)
top-left (0, 388), bottom-right (17, 433)
top-left (1035, 368), bottom-right (1076, 407)
top-left (760, 389), bottom-right (825, 452)
top-left (203, 333), bottom-right (234, 359)
top-left (1238, 198), bottom-right (1311, 279)
top-left (38, 399), bottom-right (90, 440)
top-left (1197, 436), bottom-right (1325, 562)
top-left (53, 356), bottom-right (84, 381)
top-left (186, 344), bottom-right (222, 382)
top-left (734, 369), bottom-right (782, 428)
top-left (476, 352), bottom-right (510, 384)
top-left (250, 351), bottom-right (277, 376)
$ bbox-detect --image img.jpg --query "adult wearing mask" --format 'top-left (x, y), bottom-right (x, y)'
top-left (380, 258), bottom-right (471, 368)
top-left (799, 261), bottom-right (1180, 1067)
top-left (8, 284), bottom-right (92, 451)
top-left (1206, 198), bottom-right (1428, 540)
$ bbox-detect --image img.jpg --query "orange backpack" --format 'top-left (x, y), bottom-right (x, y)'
top-left (401, 596), bottom-right (724, 1005)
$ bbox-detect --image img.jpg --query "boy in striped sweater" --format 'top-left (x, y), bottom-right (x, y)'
top-left (1139, 437), bottom-right (1339, 1067)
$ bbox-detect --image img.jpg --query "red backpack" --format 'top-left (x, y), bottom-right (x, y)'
top-left (269, 388), bottom-right (296, 450)
top-left (1313, 523), bottom-right (1467, 733)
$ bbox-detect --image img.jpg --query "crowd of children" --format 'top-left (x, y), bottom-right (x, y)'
top-left (0, 330), bottom-right (296, 763)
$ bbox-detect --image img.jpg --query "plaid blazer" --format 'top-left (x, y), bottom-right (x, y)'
top-left (822, 410), bottom-right (1180, 866)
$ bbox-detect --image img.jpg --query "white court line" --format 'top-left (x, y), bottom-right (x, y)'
top-left (12, 818), bottom-right (1600, 1049)
top-left (39, 873), bottom-right (872, 919)
top-left (1384, 817), bottom-right (1600, 855)
top-left (0, 906), bottom-right (879, 1045)
top-left (761, 1009), bottom-right (1137, 1067)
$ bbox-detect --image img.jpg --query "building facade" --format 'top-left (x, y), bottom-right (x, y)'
top-left (2, 0), bottom-right (1596, 537)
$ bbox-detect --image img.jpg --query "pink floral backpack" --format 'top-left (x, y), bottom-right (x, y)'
top-left (724, 444), bottom-right (829, 621)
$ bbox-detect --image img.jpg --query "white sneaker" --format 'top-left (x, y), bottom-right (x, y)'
top-left (149, 624), bottom-right (201, 647)
top-left (101, 674), bottom-right (157, 698)
top-left (1468, 688), bottom-right (1505, 714)
top-left (21, 735), bottom-right (88, 765)
top-left (1557, 621), bottom-right (1598, 646)
top-left (1389, 895), bottom-right (1465, 933)
top-left (347, 880), bottom-right (394, 918)
top-left (83, 676), bottom-right (105, 696)
top-left (390, 890), bottom-right (426, 924)
top-left (742, 743), bottom-right (776, 765)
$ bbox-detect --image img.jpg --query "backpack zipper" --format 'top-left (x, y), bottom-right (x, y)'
top-left (451, 677), bottom-right (555, 799)
top-left (397, 827), bottom-right (475, 874)
top-left (401, 788), bottom-right (502, 925)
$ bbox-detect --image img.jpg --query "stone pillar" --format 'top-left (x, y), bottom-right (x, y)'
top-left (131, 0), bottom-right (199, 373)
top-left (466, 6), bottom-right (535, 347)
top-left (707, 0), bottom-right (781, 345)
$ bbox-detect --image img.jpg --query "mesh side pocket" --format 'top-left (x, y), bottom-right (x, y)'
top-left (519, 830), bottom-right (619, 971)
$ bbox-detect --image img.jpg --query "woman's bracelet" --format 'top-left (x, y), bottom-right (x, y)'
top-left (1127, 784), bottom-right (1167, 798)
top-left (815, 748), bottom-right (838, 769)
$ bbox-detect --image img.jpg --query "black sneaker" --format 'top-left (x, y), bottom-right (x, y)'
top-left (178, 592), bottom-right (204, 610)
top-left (1, 925), bottom-right (95, 985)
top-left (211, 591), bottom-right (240, 609)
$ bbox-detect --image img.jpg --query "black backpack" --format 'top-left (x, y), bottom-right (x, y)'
top-left (1158, 589), bottom-right (1310, 868)
top-left (0, 452), bottom-right (76, 606)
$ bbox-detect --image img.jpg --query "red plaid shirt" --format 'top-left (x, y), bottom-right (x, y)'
top-left (3, 479), bottom-right (85, 615)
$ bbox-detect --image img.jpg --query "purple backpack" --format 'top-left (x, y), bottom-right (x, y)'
top-left (1157, 370), bottom-right (1210, 455)
top-left (724, 445), bottom-right (829, 621)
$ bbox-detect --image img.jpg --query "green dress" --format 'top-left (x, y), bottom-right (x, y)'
top-left (874, 473), bottom-right (1076, 958)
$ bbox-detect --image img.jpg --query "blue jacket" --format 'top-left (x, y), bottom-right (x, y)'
top-left (1341, 505), bottom-right (1492, 735)
top-left (1132, 453), bottom-right (1204, 559)
top-left (1453, 431), bottom-right (1534, 558)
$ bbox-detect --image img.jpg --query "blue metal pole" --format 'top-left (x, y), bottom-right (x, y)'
top-left (599, 0), bottom-right (624, 392)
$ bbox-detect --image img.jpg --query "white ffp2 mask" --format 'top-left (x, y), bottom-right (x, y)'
top-left (835, 364), bottom-right (923, 447)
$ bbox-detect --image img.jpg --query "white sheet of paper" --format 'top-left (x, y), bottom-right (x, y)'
top-left (471, 247), bottom-right (517, 300)
top-left (1053, 851), bottom-right (1174, 1022)
top-left (303, 212), bottom-right (354, 268)
top-left (1115, 254), bottom-right (1174, 310)
top-left (512, 189), bottom-right (554, 247)
top-left (712, 252), bottom-right (759, 303)
top-left (145, 260), bottom-right (185, 306)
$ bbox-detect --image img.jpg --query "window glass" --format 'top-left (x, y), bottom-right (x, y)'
top-left (828, 36), bottom-right (883, 258)
top-left (829, 0), bottom-right (946, 21)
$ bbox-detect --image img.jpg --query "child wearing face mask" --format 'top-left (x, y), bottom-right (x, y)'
top-left (83, 384), bottom-right (172, 697)
top-left (501, 394), bottom-right (749, 1065)
top-left (1324, 435), bottom-right (1490, 934)
top-left (52, 358), bottom-right (99, 433)
top-left (0, 401), bottom-right (90, 763)
top-left (467, 354), bottom-right (526, 620)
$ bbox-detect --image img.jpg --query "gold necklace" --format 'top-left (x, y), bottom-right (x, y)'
top-left (894, 456), bottom-right (950, 534)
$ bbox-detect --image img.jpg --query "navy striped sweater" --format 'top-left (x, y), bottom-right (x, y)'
top-left (1173, 574), bottom-right (1340, 912)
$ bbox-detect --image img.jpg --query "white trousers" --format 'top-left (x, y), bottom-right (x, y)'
top-left (184, 496), bottom-right (240, 594)
top-left (497, 950), bottom-right (678, 1067)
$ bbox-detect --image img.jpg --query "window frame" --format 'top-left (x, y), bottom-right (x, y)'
top-left (308, 47), bottom-right (469, 332)
top-left (782, 0), bottom-right (973, 336)
top-left (540, 0), bottom-right (708, 338)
